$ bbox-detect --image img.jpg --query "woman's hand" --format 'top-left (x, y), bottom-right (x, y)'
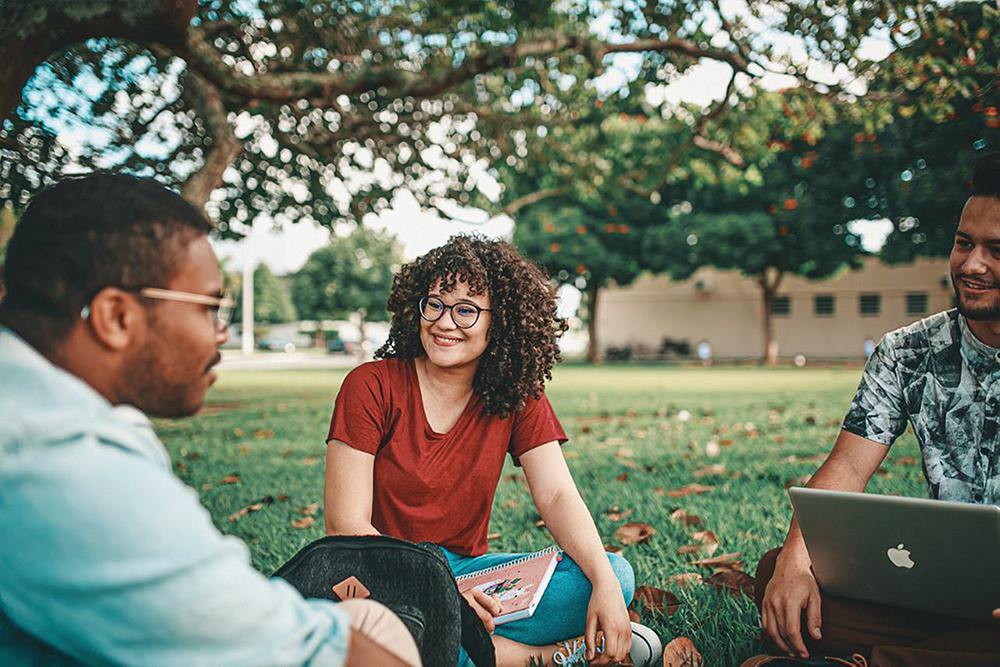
top-left (584, 579), bottom-right (632, 664)
top-left (461, 589), bottom-right (503, 633)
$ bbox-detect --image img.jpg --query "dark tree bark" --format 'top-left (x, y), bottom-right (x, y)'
top-left (0, 0), bottom-right (197, 120)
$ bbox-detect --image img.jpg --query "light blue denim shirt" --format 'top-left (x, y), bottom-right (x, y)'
top-left (0, 327), bottom-right (350, 666)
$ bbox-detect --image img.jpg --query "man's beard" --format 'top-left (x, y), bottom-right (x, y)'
top-left (117, 336), bottom-right (202, 418)
top-left (954, 279), bottom-right (1000, 321)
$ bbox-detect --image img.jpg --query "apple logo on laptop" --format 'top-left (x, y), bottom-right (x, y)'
top-left (887, 543), bottom-right (915, 569)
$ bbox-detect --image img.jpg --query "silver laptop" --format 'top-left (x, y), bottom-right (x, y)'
top-left (789, 487), bottom-right (1000, 620)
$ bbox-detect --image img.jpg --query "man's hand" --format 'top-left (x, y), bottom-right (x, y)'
top-left (760, 551), bottom-right (823, 658)
top-left (461, 589), bottom-right (503, 633)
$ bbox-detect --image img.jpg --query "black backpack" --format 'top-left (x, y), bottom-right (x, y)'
top-left (273, 534), bottom-right (495, 667)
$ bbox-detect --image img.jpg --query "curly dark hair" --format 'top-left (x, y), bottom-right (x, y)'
top-left (377, 234), bottom-right (568, 418)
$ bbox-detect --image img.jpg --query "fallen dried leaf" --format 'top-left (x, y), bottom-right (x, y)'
top-left (221, 474), bottom-right (240, 484)
top-left (604, 543), bottom-right (623, 554)
top-left (897, 455), bottom-right (918, 465)
top-left (719, 438), bottom-right (735, 447)
top-left (669, 509), bottom-right (703, 527)
top-left (535, 518), bottom-right (546, 528)
top-left (300, 502), bottom-right (320, 516)
top-left (227, 502), bottom-right (264, 522)
top-left (667, 572), bottom-right (703, 588)
top-left (302, 456), bottom-right (321, 465)
top-left (654, 487), bottom-right (666, 496)
top-left (662, 636), bottom-right (704, 666)
top-left (487, 531), bottom-right (501, 540)
top-left (665, 483), bottom-right (716, 498)
top-left (705, 569), bottom-right (755, 598)
top-left (689, 551), bottom-right (743, 569)
top-left (692, 464), bottom-right (727, 478)
top-left (501, 498), bottom-right (520, 509)
top-left (616, 447), bottom-right (634, 458)
top-left (630, 584), bottom-right (680, 616)
top-left (604, 506), bottom-right (635, 522)
top-left (291, 516), bottom-right (316, 529)
top-left (615, 472), bottom-right (629, 482)
top-left (254, 429), bottom-right (275, 439)
top-left (679, 531), bottom-right (719, 557)
top-left (628, 608), bottom-right (641, 623)
top-left (614, 521), bottom-right (656, 545)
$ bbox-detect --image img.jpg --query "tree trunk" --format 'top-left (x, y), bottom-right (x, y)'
top-left (357, 309), bottom-right (368, 360)
top-left (757, 268), bottom-right (784, 365)
top-left (0, 0), bottom-right (196, 120)
top-left (585, 283), bottom-right (601, 364)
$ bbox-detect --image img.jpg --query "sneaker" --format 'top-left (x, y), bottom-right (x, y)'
top-left (552, 623), bottom-right (662, 666)
top-left (629, 622), bottom-right (663, 666)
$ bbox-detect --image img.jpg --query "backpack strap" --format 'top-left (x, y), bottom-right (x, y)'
top-left (459, 594), bottom-right (497, 667)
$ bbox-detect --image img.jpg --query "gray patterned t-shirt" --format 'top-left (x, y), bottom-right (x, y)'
top-left (843, 309), bottom-right (1000, 504)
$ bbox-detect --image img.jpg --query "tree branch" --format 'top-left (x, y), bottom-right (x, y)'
top-left (179, 26), bottom-right (750, 106)
top-left (0, 0), bottom-right (197, 119)
top-left (178, 70), bottom-right (241, 210)
top-left (502, 188), bottom-right (568, 216)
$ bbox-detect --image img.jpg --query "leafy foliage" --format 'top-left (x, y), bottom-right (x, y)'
top-left (2, 0), bottom-right (965, 233)
top-left (291, 226), bottom-right (401, 324)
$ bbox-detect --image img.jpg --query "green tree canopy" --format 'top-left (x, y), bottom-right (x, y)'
top-left (2, 0), bottom-right (959, 231)
top-left (291, 227), bottom-right (401, 341)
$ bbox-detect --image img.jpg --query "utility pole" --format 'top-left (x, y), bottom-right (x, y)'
top-left (242, 240), bottom-right (254, 356)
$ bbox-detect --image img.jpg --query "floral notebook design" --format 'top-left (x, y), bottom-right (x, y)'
top-left (455, 546), bottom-right (561, 624)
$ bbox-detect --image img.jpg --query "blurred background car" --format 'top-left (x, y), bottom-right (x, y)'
top-left (257, 337), bottom-right (296, 353)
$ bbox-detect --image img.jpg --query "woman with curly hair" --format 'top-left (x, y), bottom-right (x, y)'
top-left (323, 235), bottom-right (659, 666)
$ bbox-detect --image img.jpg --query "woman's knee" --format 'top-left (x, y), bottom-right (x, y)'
top-left (607, 552), bottom-right (636, 605)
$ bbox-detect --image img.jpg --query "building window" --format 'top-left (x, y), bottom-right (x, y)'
top-left (814, 295), bottom-right (835, 317)
top-left (906, 292), bottom-right (929, 315)
top-left (771, 295), bottom-right (791, 316)
top-left (859, 293), bottom-right (881, 316)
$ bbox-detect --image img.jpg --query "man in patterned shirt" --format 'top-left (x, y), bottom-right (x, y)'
top-left (753, 152), bottom-right (1000, 666)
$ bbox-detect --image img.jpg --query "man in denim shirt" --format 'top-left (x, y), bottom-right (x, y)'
top-left (0, 174), bottom-right (418, 666)
top-left (753, 152), bottom-right (1000, 667)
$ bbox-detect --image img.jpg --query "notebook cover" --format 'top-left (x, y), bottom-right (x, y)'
top-left (455, 547), bottom-right (561, 624)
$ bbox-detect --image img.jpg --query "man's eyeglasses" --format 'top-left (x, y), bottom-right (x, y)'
top-left (81, 287), bottom-right (236, 332)
top-left (418, 295), bottom-right (491, 329)
top-left (137, 287), bottom-right (235, 331)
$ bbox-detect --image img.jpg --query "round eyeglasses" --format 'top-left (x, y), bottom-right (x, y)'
top-left (418, 295), bottom-right (491, 329)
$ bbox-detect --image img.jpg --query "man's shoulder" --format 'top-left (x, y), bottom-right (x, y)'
top-left (881, 309), bottom-right (959, 355)
top-left (0, 330), bottom-right (161, 463)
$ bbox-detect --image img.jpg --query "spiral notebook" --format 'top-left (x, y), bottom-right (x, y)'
top-left (455, 546), bottom-right (561, 624)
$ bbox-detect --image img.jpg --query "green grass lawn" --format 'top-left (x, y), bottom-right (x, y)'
top-left (155, 364), bottom-right (926, 666)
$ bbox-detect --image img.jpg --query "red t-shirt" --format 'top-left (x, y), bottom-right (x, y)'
top-left (327, 358), bottom-right (567, 556)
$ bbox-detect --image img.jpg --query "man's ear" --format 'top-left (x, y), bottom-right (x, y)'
top-left (84, 288), bottom-right (146, 351)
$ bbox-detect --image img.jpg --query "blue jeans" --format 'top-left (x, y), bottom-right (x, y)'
top-left (440, 547), bottom-right (635, 664)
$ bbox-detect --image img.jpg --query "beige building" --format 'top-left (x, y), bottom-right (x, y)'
top-left (596, 257), bottom-right (954, 361)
